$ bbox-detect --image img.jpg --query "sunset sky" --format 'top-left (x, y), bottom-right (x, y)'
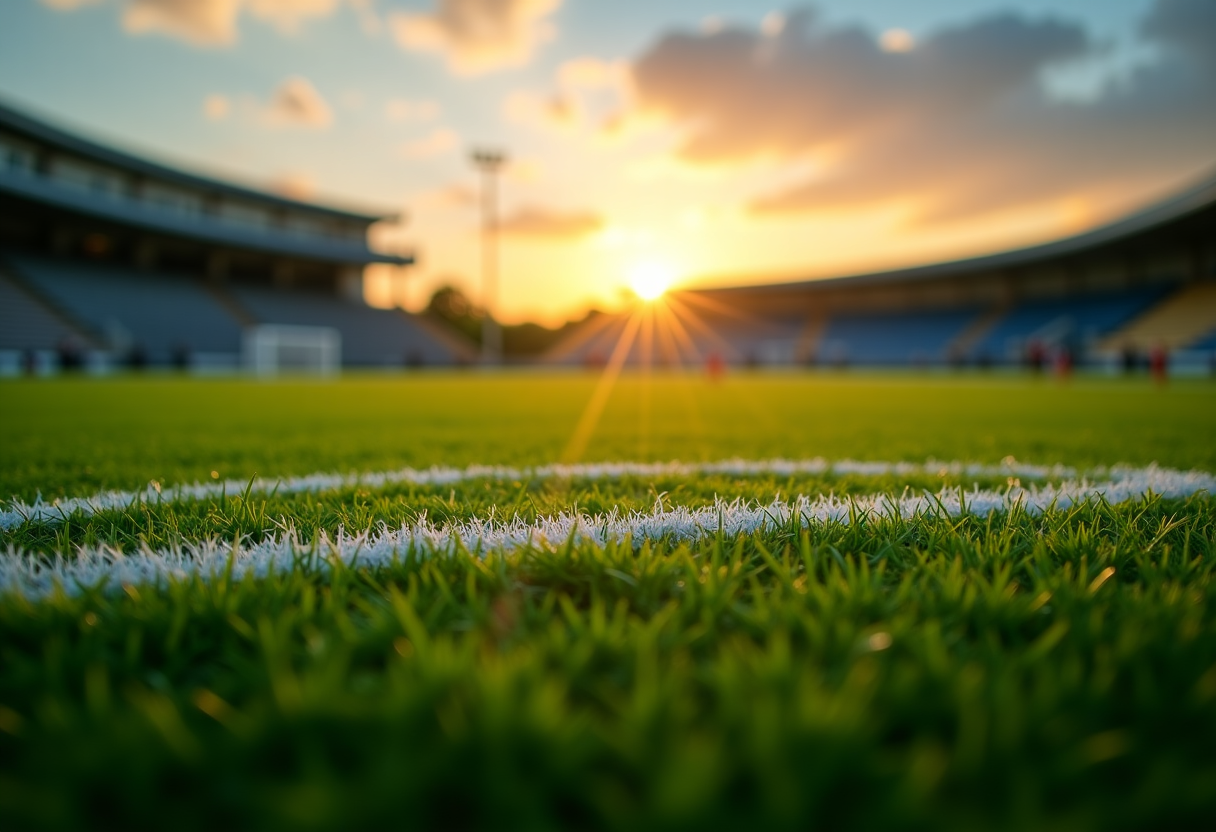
top-left (1, 0), bottom-right (1213, 324)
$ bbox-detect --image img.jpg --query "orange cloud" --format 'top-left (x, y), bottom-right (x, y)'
top-left (123, 0), bottom-right (241, 44)
top-left (390, 0), bottom-right (560, 74)
top-left (246, 0), bottom-right (338, 34)
top-left (262, 77), bottom-right (332, 128)
top-left (41, 0), bottom-right (101, 9)
top-left (625, 2), bottom-right (1216, 224)
top-left (203, 93), bottom-right (231, 120)
top-left (47, 0), bottom-right (338, 46)
top-left (498, 206), bottom-right (603, 239)
top-left (506, 56), bottom-right (633, 138)
top-left (268, 171), bottom-right (316, 200)
top-left (504, 90), bottom-right (580, 132)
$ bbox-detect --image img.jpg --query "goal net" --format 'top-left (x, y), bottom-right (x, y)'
top-left (243, 325), bottom-right (341, 376)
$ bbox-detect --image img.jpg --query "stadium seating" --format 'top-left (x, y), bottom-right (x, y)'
top-left (1098, 283), bottom-right (1216, 352)
top-left (3, 254), bottom-right (243, 362)
top-left (1189, 328), bottom-right (1216, 351)
top-left (229, 286), bottom-right (462, 366)
top-left (818, 308), bottom-right (979, 365)
top-left (682, 315), bottom-right (807, 365)
top-left (969, 288), bottom-right (1166, 362)
top-left (0, 269), bottom-right (91, 351)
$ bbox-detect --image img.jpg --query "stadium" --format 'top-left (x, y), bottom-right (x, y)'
top-left (3, 1), bottom-right (1216, 829)
top-left (0, 100), bottom-right (472, 375)
top-left (549, 170), bottom-right (1216, 372)
top-left (3, 99), bottom-right (1213, 377)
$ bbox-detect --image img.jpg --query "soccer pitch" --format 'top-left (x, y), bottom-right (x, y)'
top-left (2, 373), bottom-right (1215, 830)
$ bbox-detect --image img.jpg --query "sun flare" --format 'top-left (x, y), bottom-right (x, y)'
top-left (628, 261), bottom-right (673, 301)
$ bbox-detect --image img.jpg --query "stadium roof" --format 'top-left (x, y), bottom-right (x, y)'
top-left (0, 98), bottom-right (395, 224)
top-left (0, 170), bottom-right (410, 265)
top-left (696, 167), bottom-right (1216, 296)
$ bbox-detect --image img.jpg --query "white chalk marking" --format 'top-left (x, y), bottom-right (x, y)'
top-left (1, 464), bottom-right (1210, 600)
top-left (1, 456), bottom-right (1082, 530)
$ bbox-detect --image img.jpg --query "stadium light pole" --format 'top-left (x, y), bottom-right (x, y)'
top-left (471, 148), bottom-right (507, 365)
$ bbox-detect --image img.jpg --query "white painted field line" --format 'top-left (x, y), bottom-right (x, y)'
top-left (1, 466), bottom-right (1211, 600)
top-left (0, 457), bottom-right (1083, 530)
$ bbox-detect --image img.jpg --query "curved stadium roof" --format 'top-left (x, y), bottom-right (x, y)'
top-left (0, 98), bottom-right (411, 266)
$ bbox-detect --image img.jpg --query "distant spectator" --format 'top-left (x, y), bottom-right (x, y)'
top-left (126, 343), bottom-right (148, 371)
top-left (1054, 345), bottom-right (1073, 380)
top-left (22, 347), bottom-right (37, 376)
top-left (706, 351), bottom-right (725, 381)
top-left (1121, 343), bottom-right (1139, 375)
top-left (56, 336), bottom-right (84, 372)
top-left (1025, 340), bottom-right (1046, 374)
top-left (171, 342), bottom-right (191, 372)
top-left (1149, 342), bottom-right (1168, 385)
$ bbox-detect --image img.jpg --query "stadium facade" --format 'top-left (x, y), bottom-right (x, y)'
top-left (0, 100), bottom-right (472, 372)
top-left (550, 170), bottom-right (1216, 371)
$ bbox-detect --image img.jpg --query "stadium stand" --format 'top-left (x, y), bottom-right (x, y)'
top-left (819, 308), bottom-right (979, 366)
top-left (5, 253), bottom-right (243, 362)
top-left (0, 98), bottom-right (474, 370)
top-left (1191, 329), bottom-right (1216, 351)
top-left (230, 286), bottom-right (469, 367)
top-left (0, 266), bottom-right (91, 352)
top-left (548, 167), bottom-right (1216, 369)
top-left (969, 288), bottom-right (1167, 363)
top-left (1099, 283), bottom-right (1216, 352)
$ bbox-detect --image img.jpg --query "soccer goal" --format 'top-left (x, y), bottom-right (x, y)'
top-left (243, 325), bottom-right (341, 376)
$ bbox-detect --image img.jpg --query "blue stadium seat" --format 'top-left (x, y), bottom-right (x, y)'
top-left (970, 289), bottom-right (1166, 362)
top-left (1189, 328), bottom-right (1216, 351)
top-left (819, 308), bottom-right (978, 365)
top-left (4, 253), bottom-right (243, 361)
top-left (230, 286), bottom-right (463, 366)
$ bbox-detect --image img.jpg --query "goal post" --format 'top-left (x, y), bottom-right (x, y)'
top-left (243, 325), bottom-right (341, 376)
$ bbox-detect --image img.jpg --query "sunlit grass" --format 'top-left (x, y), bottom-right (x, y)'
top-left (1, 373), bottom-right (1214, 830)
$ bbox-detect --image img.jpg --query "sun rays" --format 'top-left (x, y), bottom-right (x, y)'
top-left (561, 288), bottom-right (741, 463)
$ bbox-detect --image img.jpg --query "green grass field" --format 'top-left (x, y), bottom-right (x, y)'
top-left (2, 373), bottom-right (1215, 831)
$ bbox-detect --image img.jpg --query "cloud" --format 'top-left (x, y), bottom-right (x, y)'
top-left (626, 2), bottom-right (1216, 224)
top-left (348, 0), bottom-right (383, 36)
top-left (123, 0), bottom-right (242, 44)
top-left (245, 0), bottom-right (338, 33)
top-left (557, 56), bottom-right (629, 91)
top-left (390, 0), bottom-right (561, 74)
top-left (504, 90), bottom-right (580, 131)
top-left (46, 0), bottom-right (337, 46)
top-left (506, 56), bottom-right (633, 136)
top-left (203, 93), bottom-right (231, 120)
top-left (498, 206), bottom-right (603, 238)
top-left (41, 0), bottom-right (102, 9)
top-left (1141, 0), bottom-right (1216, 62)
top-left (401, 128), bottom-right (460, 159)
top-left (262, 76), bottom-right (332, 127)
top-left (268, 171), bottom-right (316, 200)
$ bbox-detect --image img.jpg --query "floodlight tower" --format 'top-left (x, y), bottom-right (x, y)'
top-left (471, 148), bottom-right (507, 364)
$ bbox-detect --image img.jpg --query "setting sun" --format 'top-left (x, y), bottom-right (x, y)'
top-left (628, 261), bottom-right (674, 301)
